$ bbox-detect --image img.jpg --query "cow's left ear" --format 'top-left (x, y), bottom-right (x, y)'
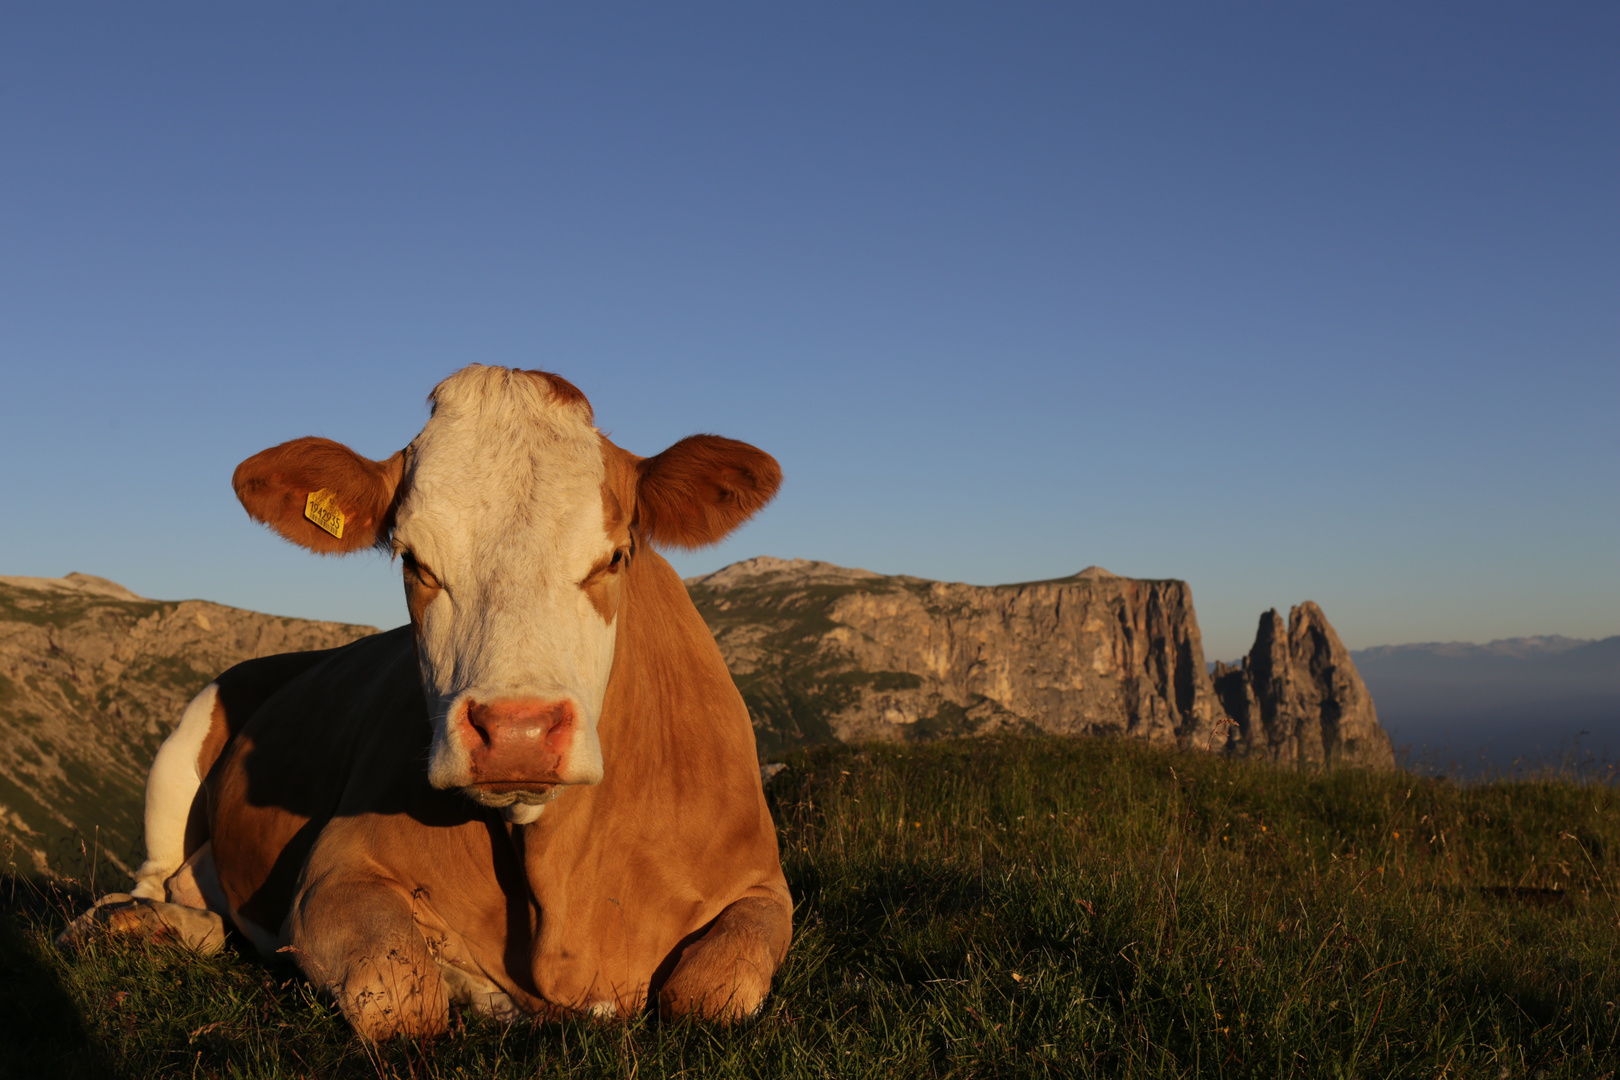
top-left (635, 435), bottom-right (781, 549)
top-left (232, 437), bottom-right (405, 554)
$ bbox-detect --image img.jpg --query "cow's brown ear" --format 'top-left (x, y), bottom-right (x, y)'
top-left (635, 435), bottom-right (781, 549)
top-left (232, 437), bottom-right (405, 554)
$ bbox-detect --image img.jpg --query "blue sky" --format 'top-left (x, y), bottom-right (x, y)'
top-left (2, 3), bottom-right (1615, 660)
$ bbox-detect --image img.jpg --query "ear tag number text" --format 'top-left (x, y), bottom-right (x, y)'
top-left (304, 489), bottom-right (346, 539)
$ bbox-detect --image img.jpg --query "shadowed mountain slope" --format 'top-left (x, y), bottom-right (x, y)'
top-left (0, 574), bottom-right (376, 875)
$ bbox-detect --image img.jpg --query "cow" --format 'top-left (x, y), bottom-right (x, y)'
top-left (69, 365), bottom-right (793, 1038)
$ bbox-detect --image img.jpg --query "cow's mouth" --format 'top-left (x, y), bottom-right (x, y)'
top-left (463, 781), bottom-right (559, 809)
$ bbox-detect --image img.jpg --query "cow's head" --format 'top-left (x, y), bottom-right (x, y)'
top-left (231, 366), bottom-right (779, 822)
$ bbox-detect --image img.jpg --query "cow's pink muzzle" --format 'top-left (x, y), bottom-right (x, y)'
top-left (462, 697), bottom-right (579, 790)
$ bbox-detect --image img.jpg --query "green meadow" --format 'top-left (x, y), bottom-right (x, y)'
top-left (4, 735), bottom-right (1618, 1079)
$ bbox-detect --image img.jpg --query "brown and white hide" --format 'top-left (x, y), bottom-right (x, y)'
top-left (82, 366), bottom-right (791, 1038)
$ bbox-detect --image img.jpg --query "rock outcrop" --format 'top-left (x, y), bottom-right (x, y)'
top-left (1212, 603), bottom-right (1394, 770)
top-left (688, 557), bottom-right (1233, 757)
top-left (689, 558), bottom-right (1395, 770)
top-left (0, 574), bottom-right (376, 874)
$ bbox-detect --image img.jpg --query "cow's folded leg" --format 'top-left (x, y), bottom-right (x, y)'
top-left (289, 877), bottom-right (449, 1040)
top-left (657, 894), bottom-right (793, 1022)
top-left (56, 893), bottom-right (227, 955)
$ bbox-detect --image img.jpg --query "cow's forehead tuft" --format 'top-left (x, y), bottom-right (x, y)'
top-left (420, 367), bottom-right (597, 459)
top-left (402, 366), bottom-right (607, 533)
top-left (428, 365), bottom-right (594, 423)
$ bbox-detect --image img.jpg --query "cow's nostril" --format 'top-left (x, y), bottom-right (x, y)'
top-left (465, 703), bottom-right (497, 748)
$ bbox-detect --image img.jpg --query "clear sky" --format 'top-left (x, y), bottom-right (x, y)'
top-left (2, 3), bottom-right (1615, 661)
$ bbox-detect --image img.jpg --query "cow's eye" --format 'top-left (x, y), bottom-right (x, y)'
top-left (400, 551), bottom-right (441, 590)
top-left (609, 549), bottom-right (626, 570)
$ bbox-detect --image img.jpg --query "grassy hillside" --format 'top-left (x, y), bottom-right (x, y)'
top-left (5, 735), bottom-right (1618, 1078)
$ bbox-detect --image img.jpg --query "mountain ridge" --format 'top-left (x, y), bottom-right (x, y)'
top-left (2, 559), bottom-right (1405, 875)
top-left (688, 556), bottom-right (1392, 769)
top-left (0, 574), bottom-right (377, 874)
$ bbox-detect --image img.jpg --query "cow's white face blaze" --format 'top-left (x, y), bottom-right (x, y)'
top-left (230, 363), bottom-right (781, 827)
top-left (393, 367), bottom-right (622, 816)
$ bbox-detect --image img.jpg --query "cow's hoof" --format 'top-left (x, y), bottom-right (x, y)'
top-left (56, 893), bottom-right (227, 955)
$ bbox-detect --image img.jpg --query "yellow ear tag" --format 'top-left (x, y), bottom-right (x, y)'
top-left (303, 489), bottom-right (346, 539)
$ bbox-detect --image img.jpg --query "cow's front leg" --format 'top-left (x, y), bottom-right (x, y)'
top-left (657, 893), bottom-right (793, 1022)
top-left (288, 874), bottom-right (449, 1040)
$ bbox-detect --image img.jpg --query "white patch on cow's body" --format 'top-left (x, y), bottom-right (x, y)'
top-left (132, 683), bottom-right (219, 901)
top-left (586, 1000), bottom-right (620, 1020)
top-left (396, 367), bottom-right (617, 794)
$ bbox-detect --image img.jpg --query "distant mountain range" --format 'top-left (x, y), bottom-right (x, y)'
top-left (1348, 637), bottom-right (1620, 775)
top-left (2, 565), bottom-right (1610, 879)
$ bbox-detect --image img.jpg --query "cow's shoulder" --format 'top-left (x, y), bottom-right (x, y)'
top-left (207, 627), bottom-right (429, 934)
top-left (203, 628), bottom-right (410, 769)
top-left (221, 626), bottom-right (422, 795)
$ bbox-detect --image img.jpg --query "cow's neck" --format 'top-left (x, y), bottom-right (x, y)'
top-left (513, 544), bottom-right (766, 999)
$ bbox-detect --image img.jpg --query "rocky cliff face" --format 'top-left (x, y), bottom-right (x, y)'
top-left (688, 557), bottom-right (1233, 757)
top-left (689, 558), bottom-right (1395, 770)
top-left (0, 574), bottom-right (376, 874)
top-left (1212, 603), bottom-right (1394, 770)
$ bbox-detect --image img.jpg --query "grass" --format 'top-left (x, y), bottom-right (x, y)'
top-left (4, 734), bottom-right (1619, 1079)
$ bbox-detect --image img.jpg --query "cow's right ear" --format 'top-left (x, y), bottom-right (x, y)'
top-left (635, 435), bottom-right (781, 550)
top-left (232, 437), bottom-right (405, 554)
